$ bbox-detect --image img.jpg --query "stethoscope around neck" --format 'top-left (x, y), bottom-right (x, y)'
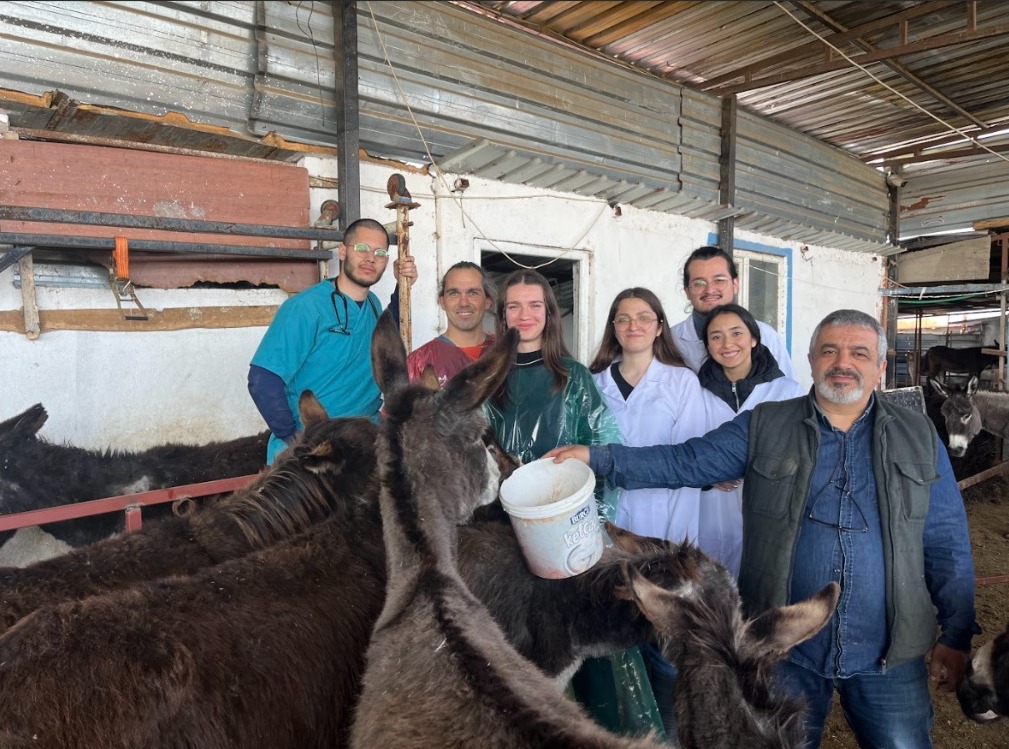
top-left (329, 281), bottom-right (381, 335)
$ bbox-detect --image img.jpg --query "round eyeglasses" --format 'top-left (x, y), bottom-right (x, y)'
top-left (350, 242), bottom-right (390, 258)
top-left (689, 276), bottom-right (732, 290)
top-left (613, 313), bottom-right (659, 329)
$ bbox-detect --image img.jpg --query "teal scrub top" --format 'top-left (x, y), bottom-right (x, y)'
top-left (251, 279), bottom-right (382, 462)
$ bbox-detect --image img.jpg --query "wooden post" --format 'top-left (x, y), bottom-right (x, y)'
top-left (17, 253), bottom-right (40, 340)
top-left (385, 174), bottom-right (420, 353)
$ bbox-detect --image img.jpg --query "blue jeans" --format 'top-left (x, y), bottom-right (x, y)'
top-left (775, 658), bottom-right (934, 749)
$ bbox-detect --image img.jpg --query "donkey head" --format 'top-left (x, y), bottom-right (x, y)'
top-left (958, 620), bottom-right (1009, 723)
top-left (931, 376), bottom-right (982, 457)
top-left (371, 311), bottom-right (518, 528)
top-left (0, 404), bottom-right (51, 513)
top-left (0, 404), bottom-right (48, 450)
top-left (622, 560), bottom-right (839, 749)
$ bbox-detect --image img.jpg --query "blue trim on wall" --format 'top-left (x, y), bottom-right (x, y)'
top-left (706, 232), bottom-right (793, 354)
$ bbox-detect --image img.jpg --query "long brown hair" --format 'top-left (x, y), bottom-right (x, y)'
top-left (589, 288), bottom-right (685, 373)
top-left (494, 269), bottom-right (570, 400)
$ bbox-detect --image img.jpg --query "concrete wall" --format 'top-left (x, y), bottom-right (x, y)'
top-left (0, 156), bottom-right (885, 450)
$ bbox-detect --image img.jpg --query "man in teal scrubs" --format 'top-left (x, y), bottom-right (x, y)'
top-left (248, 217), bottom-right (416, 462)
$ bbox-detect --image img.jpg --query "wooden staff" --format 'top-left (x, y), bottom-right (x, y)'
top-left (385, 173), bottom-right (420, 353)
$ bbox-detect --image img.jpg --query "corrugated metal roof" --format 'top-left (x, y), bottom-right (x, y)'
top-left (0, 1), bottom-right (998, 250)
top-left (465, 1), bottom-right (1009, 169)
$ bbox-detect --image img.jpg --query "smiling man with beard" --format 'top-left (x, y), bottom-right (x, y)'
top-left (248, 218), bottom-right (417, 463)
top-left (548, 308), bottom-right (979, 749)
top-left (670, 245), bottom-right (795, 378)
top-left (406, 261), bottom-right (495, 387)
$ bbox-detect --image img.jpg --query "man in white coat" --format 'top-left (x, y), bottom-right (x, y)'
top-left (670, 245), bottom-right (795, 378)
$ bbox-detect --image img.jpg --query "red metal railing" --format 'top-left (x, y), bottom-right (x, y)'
top-left (0, 474), bottom-right (259, 533)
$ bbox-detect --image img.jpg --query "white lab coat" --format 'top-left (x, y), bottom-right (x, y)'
top-left (670, 316), bottom-right (796, 379)
top-left (594, 359), bottom-right (708, 544)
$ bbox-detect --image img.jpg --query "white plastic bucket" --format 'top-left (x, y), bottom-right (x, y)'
top-left (499, 458), bottom-right (603, 579)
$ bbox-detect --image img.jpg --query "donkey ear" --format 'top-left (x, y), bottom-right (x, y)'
top-left (618, 559), bottom-right (698, 628)
top-left (371, 310), bottom-right (409, 397)
top-left (420, 365), bottom-right (440, 391)
top-left (298, 390), bottom-right (329, 426)
top-left (966, 375), bottom-right (979, 397)
top-left (930, 378), bottom-right (949, 398)
top-left (0, 403), bottom-right (48, 449)
top-left (605, 522), bottom-right (667, 554)
top-left (440, 328), bottom-right (519, 412)
top-left (741, 582), bottom-right (839, 657)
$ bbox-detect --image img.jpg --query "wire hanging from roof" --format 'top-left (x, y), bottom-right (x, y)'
top-left (773, 1), bottom-right (1009, 166)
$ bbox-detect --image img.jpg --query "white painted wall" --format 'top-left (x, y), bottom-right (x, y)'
top-left (0, 155), bottom-right (885, 450)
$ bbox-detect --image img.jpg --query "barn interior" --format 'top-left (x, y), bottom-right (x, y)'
top-left (1, 3), bottom-right (1007, 467)
top-left (0, 5), bottom-right (1008, 746)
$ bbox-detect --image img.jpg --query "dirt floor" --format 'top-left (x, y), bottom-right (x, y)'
top-left (822, 435), bottom-right (1009, 749)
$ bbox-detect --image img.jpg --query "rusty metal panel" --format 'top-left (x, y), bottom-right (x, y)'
top-left (0, 139), bottom-right (317, 291)
top-left (900, 156), bottom-right (1009, 239)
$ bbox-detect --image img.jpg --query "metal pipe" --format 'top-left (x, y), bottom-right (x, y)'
top-left (0, 246), bottom-right (33, 274)
top-left (0, 233), bottom-right (331, 260)
top-left (0, 474), bottom-right (258, 533)
top-left (0, 205), bottom-right (343, 242)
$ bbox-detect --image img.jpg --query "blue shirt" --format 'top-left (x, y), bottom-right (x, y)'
top-left (251, 279), bottom-right (382, 462)
top-left (588, 393), bottom-right (977, 674)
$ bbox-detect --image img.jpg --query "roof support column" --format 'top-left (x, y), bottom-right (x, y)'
top-left (884, 174), bottom-right (902, 388)
top-left (332, 0), bottom-right (360, 232)
top-left (718, 95), bottom-right (737, 254)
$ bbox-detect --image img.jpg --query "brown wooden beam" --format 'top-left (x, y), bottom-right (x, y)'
top-left (792, 0), bottom-right (986, 129)
top-left (957, 460), bottom-right (1009, 491)
top-left (973, 217), bottom-right (1009, 231)
top-left (0, 306), bottom-right (278, 334)
top-left (713, 24), bottom-right (1009, 96)
top-left (699, 0), bottom-right (958, 91)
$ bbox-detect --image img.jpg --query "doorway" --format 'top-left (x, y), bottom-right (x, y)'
top-left (479, 244), bottom-right (587, 358)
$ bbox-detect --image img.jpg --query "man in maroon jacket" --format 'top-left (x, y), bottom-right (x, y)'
top-left (407, 261), bottom-right (495, 386)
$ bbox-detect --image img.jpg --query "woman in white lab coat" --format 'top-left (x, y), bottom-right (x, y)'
top-left (589, 288), bottom-right (707, 545)
top-left (696, 303), bottom-right (806, 576)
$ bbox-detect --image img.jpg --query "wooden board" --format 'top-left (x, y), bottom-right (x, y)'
top-left (894, 237), bottom-right (990, 284)
top-left (0, 306), bottom-right (278, 334)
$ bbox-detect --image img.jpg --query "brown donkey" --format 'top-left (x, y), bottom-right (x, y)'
top-left (0, 395), bottom-right (380, 633)
top-left (351, 312), bottom-right (839, 748)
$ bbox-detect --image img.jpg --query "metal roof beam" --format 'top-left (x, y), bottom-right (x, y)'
top-left (791, 0), bottom-right (986, 129)
top-left (863, 122), bottom-right (1009, 163)
top-left (714, 21), bottom-right (1009, 96)
top-left (699, 0), bottom-right (958, 91)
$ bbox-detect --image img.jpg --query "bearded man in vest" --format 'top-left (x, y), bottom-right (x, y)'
top-left (549, 308), bottom-right (978, 748)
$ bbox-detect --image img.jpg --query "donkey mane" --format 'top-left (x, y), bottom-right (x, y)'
top-left (206, 415), bottom-right (379, 550)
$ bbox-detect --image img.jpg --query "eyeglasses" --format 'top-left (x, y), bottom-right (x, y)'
top-left (689, 275), bottom-right (732, 290)
top-left (806, 464), bottom-right (869, 533)
top-left (613, 313), bottom-right (659, 328)
top-left (350, 242), bottom-right (390, 258)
